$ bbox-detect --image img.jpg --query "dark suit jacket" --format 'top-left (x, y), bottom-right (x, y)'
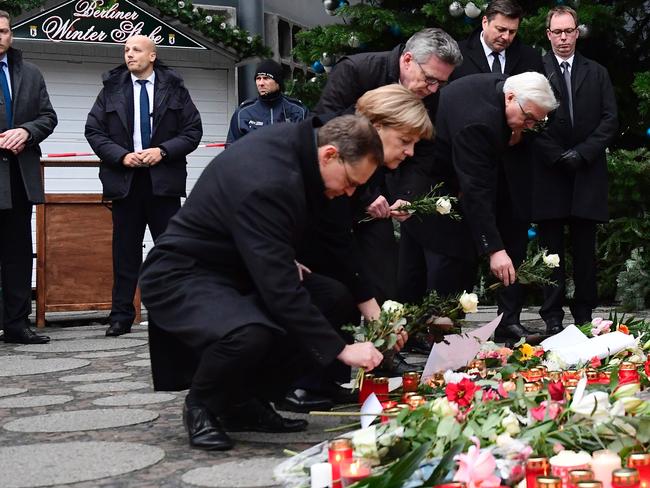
top-left (532, 52), bottom-right (618, 222)
top-left (434, 74), bottom-right (513, 257)
top-left (0, 48), bottom-right (57, 209)
top-left (85, 61), bottom-right (202, 200)
top-left (450, 28), bottom-right (544, 81)
top-left (139, 119), bottom-right (347, 390)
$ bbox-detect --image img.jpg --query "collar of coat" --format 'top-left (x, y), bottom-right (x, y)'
top-left (101, 59), bottom-right (183, 89)
top-left (296, 116), bottom-right (328, 213)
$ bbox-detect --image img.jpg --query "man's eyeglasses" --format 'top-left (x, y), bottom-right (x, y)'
top-left (517, 100), bottom-right (548, 131)
top-left (548, 27), bottom-right (578, 37)
top-left (338, 156), bottom-right (362, 189)
top-left (415, 62), bottom-right (448, 88)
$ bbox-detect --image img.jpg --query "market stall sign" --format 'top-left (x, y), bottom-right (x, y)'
top-left (12, 0), bottom-right (207, 49)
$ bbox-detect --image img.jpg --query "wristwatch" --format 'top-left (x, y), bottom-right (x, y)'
top-left (159, 147), bottom-right (167, 158)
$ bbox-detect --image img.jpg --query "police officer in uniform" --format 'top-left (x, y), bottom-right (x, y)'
top-left (226, 59), bottom-right (308, 143)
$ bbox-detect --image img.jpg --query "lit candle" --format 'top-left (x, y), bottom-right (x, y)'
top-left (402, 371), bottom-right (420, 392)
top-left (328, 438), bottom-right (353, 488)
top-left (311, 462), bottom-right (333, 488)
top-left (612, 468), bottom-right (640, 488)
top-left (373, 377), bottom-right (389, 402)
top-left (591, 450), bottom-right (622, 488)
top-left (576, 482), bottom-right (603, 488)
top-left (569, 469), bottom-right (595, 488)
top-left (407, 395), bottom-right (426, 409)
top-left (538, 476), bottom-right (563, 488)
top-left (618, 362), bottom-right (640, 385)
top-left (358, 374), bottom-right (374, 404)
top-left (381, 406), bottom-right (400, 424)
top-left (627, 453), bottom-right (650, 488)
top-left (340, 459), bottom-right (371, 487)
top-left (550, 451), bottom-right (592, 488)
top-left (468, 359), bottom-right (487, 378)
top-left (526, 457), bottom-right (549, 488)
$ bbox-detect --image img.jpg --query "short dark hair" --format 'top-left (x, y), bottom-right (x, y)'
top-left (0, 10), bottom-right (11, 23)
top-left (317, 115), bottom-right (383, 168)
top-left (484, 0), bottom-right (524, 21)
top-left (546, 6), bottom-right (578, 29)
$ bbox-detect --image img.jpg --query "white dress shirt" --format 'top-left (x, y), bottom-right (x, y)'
top-left (480, 32), bottom-right (505, 74)
top-left (132, 72), bottom-right (155, 151)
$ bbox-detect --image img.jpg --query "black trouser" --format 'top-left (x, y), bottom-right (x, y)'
top-left (353, 218), bottom-right (398, 304)
top-left (189, 272), bottom-right (357, 412)
top-left (397, 225), bottom-right (477, 302)
top-left (495, 214), bottom-right (529, 326)
top-left (110, 170), bottom-right (180, 324)
top-left (537, 218), bottom-right (598, 324)
top-left (0, 156), bottom-right (33, 332)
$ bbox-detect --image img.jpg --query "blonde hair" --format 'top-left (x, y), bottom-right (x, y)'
top-left (355, 84), bottom-right (434, 140)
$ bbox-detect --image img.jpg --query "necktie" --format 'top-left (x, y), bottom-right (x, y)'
top-left (137, 79), bottom-right (151, 149)
top-left (561, 61), bottom-right (574, 125)
top-left (0, 62), bottom-right (13, 129)
top-left (491, 51), bottom-right (502, 74)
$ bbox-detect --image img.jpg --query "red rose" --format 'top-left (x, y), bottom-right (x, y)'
top-left (548, 380), bottom-right (565, 401)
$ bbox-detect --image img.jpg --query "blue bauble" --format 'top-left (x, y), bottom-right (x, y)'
top-left (389, 24), bottom-right (401, 37)
top-left (528, 227), bottom-right (537, 240)
top-left (311, 60), bottom-right (325, 74)
top-left (646, 127), bottom-right (650, 138)
top-left (338, 0), bottom-right (349, 7)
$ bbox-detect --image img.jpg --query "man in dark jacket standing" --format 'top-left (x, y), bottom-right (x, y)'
top-left (226, 59), bottom-right (307, 143)
top-left (0, 10), bottom-right (57, 344)
top-left (532, 6), bottom-right (618, 333)
top-left (424, 0), bottom-right (545, 342)
top-left (434, 72), bottom-right (557, 341)
top-left (85, 35), bottom-right (202, 337)
top-left (139, 115), bottom-right (388, 451)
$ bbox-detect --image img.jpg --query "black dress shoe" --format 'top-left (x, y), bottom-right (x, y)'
top-left (404, 334), bottom-right (433, 355)
top-left (183, 401), bottom-right (233, 451)
top-left (372, 352), bottom-right (419, 377)
top-left (105, 322), bottom-right (132, 337)
top-left (275, 388), bottom-right (333, 413)
top-left (545, 319), bottom-right (564, 336)
top-left (222, 399), bottom-right (308, 433)
top-left (316, 383), bottom-right (357, 405)
top-left (494, 324), bottom-right (544, 346)
top-left (3, 326), bottom-right (50, 344)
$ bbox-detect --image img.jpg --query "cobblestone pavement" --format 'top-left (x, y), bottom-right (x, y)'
top-left (0, 306), bottom-right (646, 488)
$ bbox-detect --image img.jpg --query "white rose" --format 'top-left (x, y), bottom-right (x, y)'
top-left (570, 391), bottom-right (611, 422)
top-left (430, 397), bottom-right (456, 417)
top-left (501, 410), bottom-right (521, 435)
top-left (496, 432), bottom-right (514, 448)
top-left (459, 291), bottom-right (479, 314)
top-left (543, 253), bottom-right (560, 268)
top-left (436, 197), bottom-right (452, 215)
top-left (381, 300), bottom-right (404, 315)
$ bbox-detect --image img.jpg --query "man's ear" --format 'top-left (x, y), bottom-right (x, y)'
top-left (319, 144), bottom-right (338, 166)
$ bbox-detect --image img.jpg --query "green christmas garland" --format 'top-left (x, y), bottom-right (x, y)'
top-left (2, 0), bottom-right (271, 61)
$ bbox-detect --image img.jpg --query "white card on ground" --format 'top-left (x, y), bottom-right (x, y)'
top-left (541, 324), bottom-right (588, 350)
top-left (549, 331), bottom-right (636, 365)
top-left (360, 392), bottom-right (383, 429)
top-left (421, 314), bottom-right (502, 383)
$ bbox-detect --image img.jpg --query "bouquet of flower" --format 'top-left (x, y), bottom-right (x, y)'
top-left (488, 249), bottom-right (559, 292)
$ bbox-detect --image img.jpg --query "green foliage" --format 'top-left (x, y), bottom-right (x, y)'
top-left (606, 148), bottom-right (650, 218)
top-left (632, 71), bottom-right (650, 123)
top-left (616, 248), bottom-right (650, 311)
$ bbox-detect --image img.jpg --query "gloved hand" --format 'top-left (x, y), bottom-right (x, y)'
top-left (556, 149), bottom-right (584, 170)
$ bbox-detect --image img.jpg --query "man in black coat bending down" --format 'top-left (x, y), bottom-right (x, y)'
top-left (140, 115), bottom-right (400, 451)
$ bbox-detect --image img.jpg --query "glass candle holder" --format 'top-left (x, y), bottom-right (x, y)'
top-left (328, 438), bottom-right (353, 488)
top-left (576, 482), bottom-right (603, 488)
top-left (612, 469), bottom-right (640, 488)
top-left (429, 372), bottom-right (445, 388)
top-left (433, 483), bottom-right (467, 488)
top-left (525, 382), bottom-right (542, 393)
top-left (407, 395), bottom-right (426, 409)
top-left (627, 453), bottom-right (650, 488)
top-left (618, 362), bottom-right (640, 385)
top-left (381, 406), bottom-right (401, 424)
top-left (550, 451), bottom-right (592, 488)
top-left (402, 371), bottom-right (421, 392)
top-left (340, 459), bottom-right (371, 487)
top-left (570, 470), bottom-right (595, 488)
top-left (358, 374), bottom-right (374, 404)
top-left (373, 377), bottom-right (389, 402)
top-left (526, 456), bottom-right (549, 488)
top-left (468, 359), bottom-right (487, 378)
top-left (538, 476), bottom-right (563, 488)
top-left (401, 391), bottom-right (416, 404)
top-left (586, 369), bottom-right (600, 384)
top-left (591, 450), bottom-right (622, 488)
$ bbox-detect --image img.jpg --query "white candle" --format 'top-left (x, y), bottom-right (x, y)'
top-left (591, 450), bottom-right (622, 488)
top-left (311, 462), bottom-right (333, 488)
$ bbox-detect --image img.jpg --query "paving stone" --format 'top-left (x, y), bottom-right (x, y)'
top-left (136, 352), bottom-right (151, 359)
top-left (59, 372), bottom-right (132, 382)
top-left (73, 381), bottom-right (150, 393)
top-left (0, 356), bottom-right (90, 376)
top-left (4, 408), bottom-right (159, 432)
top-left (0, 395), bottom-right (73, 408)
top-left (124, 359), bottom-right (151, 367)
top-left (181, 457), bottom-right (284, 487)
top-left (44, 329), bottom-right (107, 339)
top-left (0, 388), bottom-right (28, 397)
top-left (92, 393), bottom-right (176, 406)
top-left (0, 441), bottom-right (164, 488)
top-left (15, 338), bottom-right (148, 353)
top-left (126, 332), bottom-right (149, 338)
top-left (74, 351), bottom-right (135, 359)
top-left (229, 412), bottom-right (348, 444)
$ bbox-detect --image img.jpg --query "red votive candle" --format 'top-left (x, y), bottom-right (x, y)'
top-left (402, 371), bottom-right (420, 392)
top-left (628, 454), bottom-right (650, 488)
top-left (432, 483), bottom-right (466, 488)
top-left (340, 459), bottom-right (371, 487)
top-left (612, 469), bottom-right (640, 488)
top-left (569, 469), bottom-right (594, 488)
top-left (373, 377), bottom-right (389, 402)
top-left (328, 438), bottom-right (353, 488)
top-left (358, 374), bottom-right (374, 404)
top-left (381, 406), bottom-right (400, 424)
top-left (526, 457), bottom-right (549, 488)
top-left (618, 362), bottom-right (640, 385)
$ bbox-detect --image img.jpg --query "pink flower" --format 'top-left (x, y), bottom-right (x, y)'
top-left (530, 401), bottom-right (562, 421)
top-left (482, 389), bottom-right (500, 402)
top-left (591, 317), bottom-right (613, 336)
top-left (553, 443), bottom-right (565, 454)
top-left (548, 381), bottom-right (565, 402)
top-left (454, 438), bottom-right (501, 488)
top-left (589, 356), bottom-right (602, 368)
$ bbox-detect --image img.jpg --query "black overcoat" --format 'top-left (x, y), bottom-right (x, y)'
top-left (139, 119), bottom-right (347, 391)
top-left (85, 61), bottom-right (202, 201)
top-left (531, 52), bottom-right (618, 223)
top-left (0, 48), bottom-right (57, 209)
top-left (432, 74), bottom-right (513, 258)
